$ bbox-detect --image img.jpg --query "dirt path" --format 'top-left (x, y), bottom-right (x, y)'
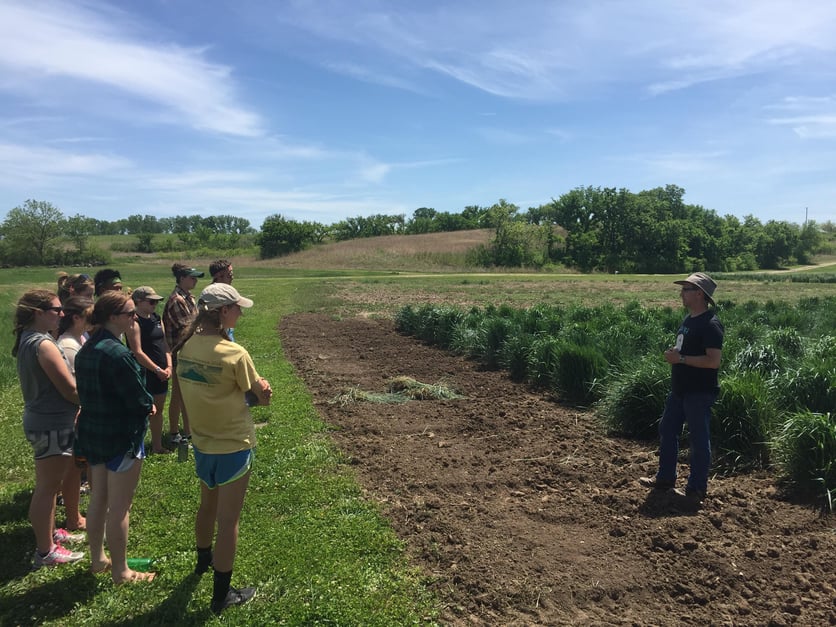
top-left (279, 313), bottom-right (835, 626)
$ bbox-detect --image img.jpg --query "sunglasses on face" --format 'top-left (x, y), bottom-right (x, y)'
top-left (42, 306), bottom-right (64, 313)
top-left (117, 309), bottom-right (138, 318)
top-left (680, 287), bottom-right (700, 292)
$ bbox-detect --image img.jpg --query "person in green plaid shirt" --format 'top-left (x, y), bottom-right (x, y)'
top-left (75, 292), bottom-right (156, 584)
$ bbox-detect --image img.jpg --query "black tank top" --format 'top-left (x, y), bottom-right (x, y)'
top-left (133, 313), bottom-right (168, 369)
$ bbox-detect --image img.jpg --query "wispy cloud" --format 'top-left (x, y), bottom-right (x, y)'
top-left (767, 95), bottom-right (836, 138)
top-left (278, 1), bottom-right (836, 100)
top-left (629, 150), bottom-right (729, 174)
top-left (0, 142), bottom-right (132, 182)
top-left (0, 1), bottom-right (262, 136)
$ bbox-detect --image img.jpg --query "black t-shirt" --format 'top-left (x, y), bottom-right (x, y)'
top-left (671, 309), bottom-right (724, 395)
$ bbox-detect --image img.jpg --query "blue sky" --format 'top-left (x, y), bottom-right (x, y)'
top-left (1, 0), bottom-right (835, 228)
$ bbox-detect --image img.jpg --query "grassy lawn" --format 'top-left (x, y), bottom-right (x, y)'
top-left (0, 266), bottom-right (436, 626)
top-left (0, 260), bottom-right (833, 625)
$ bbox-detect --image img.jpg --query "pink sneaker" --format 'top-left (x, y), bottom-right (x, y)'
top-left (53, 528), bottom-right (85, 544)
top-left (33, 543), bottom-right (84, 569)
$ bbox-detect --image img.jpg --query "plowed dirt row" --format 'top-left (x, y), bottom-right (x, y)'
top-left (279, 313), bottom-right (835, 626)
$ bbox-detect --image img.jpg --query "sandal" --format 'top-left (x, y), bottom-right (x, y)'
top-left (114, 570), bottom-right (156, 585)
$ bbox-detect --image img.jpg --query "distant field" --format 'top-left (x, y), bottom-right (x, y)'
top-left (95, 229), bottom-right (836, 276)
top-left (98, 230), bottom-right (496, 272)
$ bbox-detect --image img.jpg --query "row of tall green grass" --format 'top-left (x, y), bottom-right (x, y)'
top-left (0, 268), bottom-right (436, 626)
top-left (394, 297), bottom-right (836, 511)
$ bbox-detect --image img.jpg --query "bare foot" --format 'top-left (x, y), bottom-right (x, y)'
top-left (113, 570), bottom-right (156, 585)
top-left (91, 559), bottom-right (111, 574)
top-left (66, 516), bottom-right (87, 531)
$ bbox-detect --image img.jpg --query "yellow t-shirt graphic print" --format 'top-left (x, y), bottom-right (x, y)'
top-left (177, 334), bottom-right (260, 454)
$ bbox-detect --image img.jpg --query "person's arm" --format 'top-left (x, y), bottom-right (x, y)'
top-left (126, 320), bottom-right (161, 375)
top-left (684, 347), bottom-right (721, 369)
top-left (236, 351), bottom-right (273, 405)
top-left (159, 319), bottom-right (173, 380)
top-left (164, 296), bottom-right (190, 350)
top-left (38, 340), bottom-right (80, 405)
top-left (112, 351), bottom-right (154, 416)
top-left (665, 347), bottom-right (722, 369)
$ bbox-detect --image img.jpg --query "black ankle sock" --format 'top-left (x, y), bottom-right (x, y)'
top-left (212, 568), bottom-right (233, 604)
top-left (195, 546), bottom-right (213, 574)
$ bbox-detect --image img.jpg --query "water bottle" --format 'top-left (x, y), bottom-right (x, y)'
top-left (126, 557), bottom-right (155, 571)
top-left (177, 438), bottom-right (189, 462)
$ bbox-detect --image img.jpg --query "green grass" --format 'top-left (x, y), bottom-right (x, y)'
top-left (0, 266), bottom-right (436, 626)
top-left (2, 261), bottom-right (836, 624)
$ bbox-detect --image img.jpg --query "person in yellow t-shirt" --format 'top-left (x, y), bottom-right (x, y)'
top-left (175, 283), bottom-right (272, 615)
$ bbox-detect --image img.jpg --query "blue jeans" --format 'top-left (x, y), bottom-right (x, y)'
top-left (656, 390), bottom-right (718, 493)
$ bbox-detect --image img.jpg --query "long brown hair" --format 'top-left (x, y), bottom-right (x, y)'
top-left (57, 272), bottom-right (94, 303)
top-left (172, 304), bottom-right (227, 354)
top-left (12, 290), bottom-right (57, 357)
top-left (57, 296), bottom-right (94, 337)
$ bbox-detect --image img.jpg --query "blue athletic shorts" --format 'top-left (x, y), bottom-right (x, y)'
top-left (193, 447), bottom-right (253, 489)
top-left (25, 428), bottom-right (74, 460)
top-left (103, 442), bottom-right (146, 473)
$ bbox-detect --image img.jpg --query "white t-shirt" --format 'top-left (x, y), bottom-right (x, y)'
top-left (57, 333), bottom-right (84, 376)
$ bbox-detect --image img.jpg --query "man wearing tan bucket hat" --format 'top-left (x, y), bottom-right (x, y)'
top-left (640, 272), bottom-right (724, 502)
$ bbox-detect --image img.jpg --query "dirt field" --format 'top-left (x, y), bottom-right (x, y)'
top-left (280, 313), bottom-right (835, 626)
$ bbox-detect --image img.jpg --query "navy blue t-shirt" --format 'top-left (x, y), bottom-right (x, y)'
top-left (671, 309), bottom-right (724, 395)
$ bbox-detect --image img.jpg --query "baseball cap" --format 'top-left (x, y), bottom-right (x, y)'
top-left (198, 283), bottom-right (253, 310)
top-left (178, 267), bottom-right (205, 278)
top-left (132, 286), bottom-right (164, 302)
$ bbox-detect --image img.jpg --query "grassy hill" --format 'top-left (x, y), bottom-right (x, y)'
top-left (109, 229), bottom-right (495, 273)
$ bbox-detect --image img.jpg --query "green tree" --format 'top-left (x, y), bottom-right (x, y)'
top-left (757, 220), bottom-right (799, 269)
top-left (257, 214), bottom-right (317, 258)
top-left (0, 199), bottom-right (65, 265)
top-left (64, 213), bottom-right (95, 254)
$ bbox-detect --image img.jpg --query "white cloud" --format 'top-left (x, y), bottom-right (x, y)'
top-left (277, 0), bottom-right (836, 100)
top-left (0, 142), bottom-right (132, 181)
top-left (629, 151), bottom-right (729, 174)
top-left (0, 1), bottom-right (262, 137)
top-left (767, 95), bottom-right (836, 138)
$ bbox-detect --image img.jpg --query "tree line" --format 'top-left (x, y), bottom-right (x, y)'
top-left (258, 185), bottom-right (829, 272)
top-left (0, 200), bottom-right (255, 266)
top-left (1, 187), bottom-right (831, 271)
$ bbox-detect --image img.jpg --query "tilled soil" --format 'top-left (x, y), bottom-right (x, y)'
top-left (279, 313), bottom-right (835, 626)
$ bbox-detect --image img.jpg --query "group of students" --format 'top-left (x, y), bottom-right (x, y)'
top-left (14, 260), bottom-right (272, 615)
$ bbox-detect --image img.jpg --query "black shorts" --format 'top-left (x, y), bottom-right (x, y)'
top-left (145, 370), bottom-right (169, 396)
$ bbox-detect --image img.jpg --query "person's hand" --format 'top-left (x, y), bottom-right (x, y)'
top-left (160, 366), bottom-right (172, 381)
top-left (663, 348), bottom-right (680, 365)
top-left (148, 405), bottom-right (157, 417)
top-left (259, 378), bottom-right (273, 404)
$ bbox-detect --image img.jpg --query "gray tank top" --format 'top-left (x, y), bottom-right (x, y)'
top-left (17, 330), bottom-right (78, 431)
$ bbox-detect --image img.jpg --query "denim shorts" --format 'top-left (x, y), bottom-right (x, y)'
top-left (25, 428), bottom-right (74, 460)
top-left (194, 447), bottom-right (253, 489)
